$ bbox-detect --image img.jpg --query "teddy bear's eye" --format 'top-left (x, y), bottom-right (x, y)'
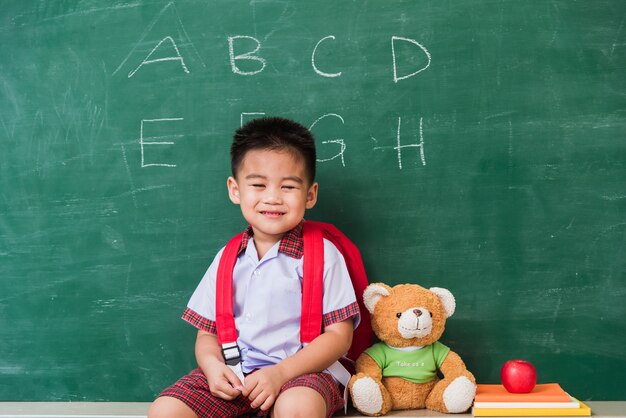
top-left (396, 312), bottom-right (402, 318)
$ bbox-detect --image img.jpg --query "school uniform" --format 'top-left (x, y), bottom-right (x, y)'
top-left (159, 222), bottom-right (360, 418)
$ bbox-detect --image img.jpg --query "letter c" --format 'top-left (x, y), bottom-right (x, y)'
top-left (312, 35), bottom-right (342, 78)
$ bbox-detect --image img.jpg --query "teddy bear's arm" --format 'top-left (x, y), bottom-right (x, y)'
top-left (355, 352), bottom-right (384, 379)
top-left (439, 350), bottom-right (475, 382)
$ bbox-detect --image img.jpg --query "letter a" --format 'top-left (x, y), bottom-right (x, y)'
top-left (391, 36), bottom-right (431, 83)
top-left (128, 36), bottom-right (190, 78)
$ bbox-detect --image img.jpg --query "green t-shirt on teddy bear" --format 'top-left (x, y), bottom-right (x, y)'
top-left (364, 341), bottom-right (451, 384)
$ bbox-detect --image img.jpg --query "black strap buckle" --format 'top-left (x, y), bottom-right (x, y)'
top-left (222, 343), bottom-right (241, 366)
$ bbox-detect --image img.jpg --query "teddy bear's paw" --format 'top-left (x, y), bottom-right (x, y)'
top-left (350, 376), bottom-right (385, 416)
top-left (442, 376), bottom-right (477, 413)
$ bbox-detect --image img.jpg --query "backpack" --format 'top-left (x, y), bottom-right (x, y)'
top-left (214, 220), bottom-right (373, 377)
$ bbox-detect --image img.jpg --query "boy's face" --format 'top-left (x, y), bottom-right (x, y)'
top-left (227, 149), bottom-right (318, 244)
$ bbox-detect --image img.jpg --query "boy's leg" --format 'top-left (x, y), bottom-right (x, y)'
top-left (272, 372), bottom-right (344, 418)
top-left (152, 368), bottom-right (254, 418)
top-left (272, 386), bottom-right (326, 418)
top-left (148, 396), bottom-right (197, 418)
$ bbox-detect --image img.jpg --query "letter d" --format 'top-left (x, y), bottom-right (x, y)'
top-left (391, 36), bottom-right (431, 83)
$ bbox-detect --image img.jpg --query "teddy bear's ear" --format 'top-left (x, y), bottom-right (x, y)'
top-left (363, 283), bottom-right (392, 314)
top-left (430, 287), bottom-right (456, 318)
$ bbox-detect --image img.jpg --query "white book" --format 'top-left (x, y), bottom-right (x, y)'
top-left (474, 395), bottom-right (580, 409)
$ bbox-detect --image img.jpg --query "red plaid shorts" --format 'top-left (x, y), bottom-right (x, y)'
top-left (158, 368), bottom-right (344, 418)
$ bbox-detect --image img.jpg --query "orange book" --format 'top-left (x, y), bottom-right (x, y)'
top-left (475, 384), bottom-right (572, 403)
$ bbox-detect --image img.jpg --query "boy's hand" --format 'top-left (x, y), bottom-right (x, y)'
top-left (204, 358), bottom-right (244, 400)
top-left (242, 365), bottom-right (288, 411)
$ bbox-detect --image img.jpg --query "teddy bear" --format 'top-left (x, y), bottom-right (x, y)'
top-left (348, 283), bottom-right (476, 416)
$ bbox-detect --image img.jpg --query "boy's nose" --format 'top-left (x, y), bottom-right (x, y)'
top-left (263, 188), bottom-right (283, 204)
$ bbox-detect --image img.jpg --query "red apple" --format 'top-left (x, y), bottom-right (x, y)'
top-left (500, 360), bottom-right (537, 393)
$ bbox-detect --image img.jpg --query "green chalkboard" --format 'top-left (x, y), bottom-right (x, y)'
top-left (1, 0), bottom-right (625, 402)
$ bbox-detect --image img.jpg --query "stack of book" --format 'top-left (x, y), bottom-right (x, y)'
top-left (472, 383), bottom-right (591, 416)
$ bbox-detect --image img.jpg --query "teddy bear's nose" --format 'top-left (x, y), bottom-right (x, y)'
top-left (413, 309), bottom-right (423, 317)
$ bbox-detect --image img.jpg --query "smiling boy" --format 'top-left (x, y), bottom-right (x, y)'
top-left (227, 147), bottom-right (317, 259)
top-left (149, 117), bottom-right (360, 418)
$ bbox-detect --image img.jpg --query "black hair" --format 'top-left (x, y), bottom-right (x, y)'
top-left (231, 117), bottom-right (317, 183)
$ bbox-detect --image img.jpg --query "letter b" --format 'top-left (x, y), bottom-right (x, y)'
top-left (228, 35), bottom-right (266, 75)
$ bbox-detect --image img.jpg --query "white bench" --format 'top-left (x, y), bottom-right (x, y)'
top-left (0, 402), bottom-right (624, 417)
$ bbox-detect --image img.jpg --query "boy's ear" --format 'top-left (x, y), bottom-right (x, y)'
top-left (305, 182), bottom-right (318, 209)
top-left (227, 176), bottom-right (241, 204)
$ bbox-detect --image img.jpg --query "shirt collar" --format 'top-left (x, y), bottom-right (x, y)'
top-left (385, 343), bottom-right (424, 351)
top-left (238, 222), bottom-right (304, 259)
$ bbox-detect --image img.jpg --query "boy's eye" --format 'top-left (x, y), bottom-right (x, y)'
top-left (251, 184), bottom-right (265, 188)
top-left (282, 185), bottom-right (297, 190)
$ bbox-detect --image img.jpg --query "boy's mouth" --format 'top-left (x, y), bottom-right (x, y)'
top-left (260, 211), bottom-right (285, 218)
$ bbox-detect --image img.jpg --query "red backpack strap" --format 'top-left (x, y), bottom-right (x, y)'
top-left (215, 233), bottom-right (244, 345)
top-left (303, 221), bottom-right (373, 361)
top-left (301, 221), bottom-right (325, 344)
top-left (215, 233), bottom-right (247, 383)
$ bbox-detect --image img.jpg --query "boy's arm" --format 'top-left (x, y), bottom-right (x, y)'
top-left (242, 317), bottom-right (354, 410)
top-left (195, 330), bottom-right (244, 400)
top-left (277, 317), bottom-right (354, 378)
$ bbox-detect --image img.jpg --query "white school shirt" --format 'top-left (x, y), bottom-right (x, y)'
top-left (183, 232), bottom-right (360, 373)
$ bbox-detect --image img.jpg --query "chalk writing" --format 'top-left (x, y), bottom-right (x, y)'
top-left (133, 111), bottom-right (427, 171)
top-left (118, 24), bottom-right (430, 82)
top-left (373, 117), bottom-right (426, 168)
top-left (139, 118), bottom-right (184, 168)
top-left (312, 36), bottom-right (342, 78)
top-left (120, 143), bottom-right (138, 208)
top-left (394, 116), bottom-right (425, 169)
top-left (128, 36), bottom-right (190, 78)
top-left (392, 36), bottom-right (431, 83)
top-left (119, 19), bottom-right (434, 170)
top-left (228, 36), bottom-right (267, 76)
top-left (113, 1), bottom-right (204, 77)
top-left (241, 112), bottom-right (266, 127)
top-left (310, 113), bottom-right (346, 167)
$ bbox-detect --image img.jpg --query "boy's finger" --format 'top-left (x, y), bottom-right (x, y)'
top-left (215, 378), bottom-right (241, 398)
top-left (212, 389), bottom-right (231, 400)
top-left (223, 367), bottom-right (244, 391)
top-left (258, 394), bottom-right (276, 411)
top-left (240, 377), bottom-right (257, 398)
top-left (246, 380), bottom-right (265, 402)
top-left (214, 389), bottom-right (239, 401)
top-left (250, 392), bottom-right (267, 409)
